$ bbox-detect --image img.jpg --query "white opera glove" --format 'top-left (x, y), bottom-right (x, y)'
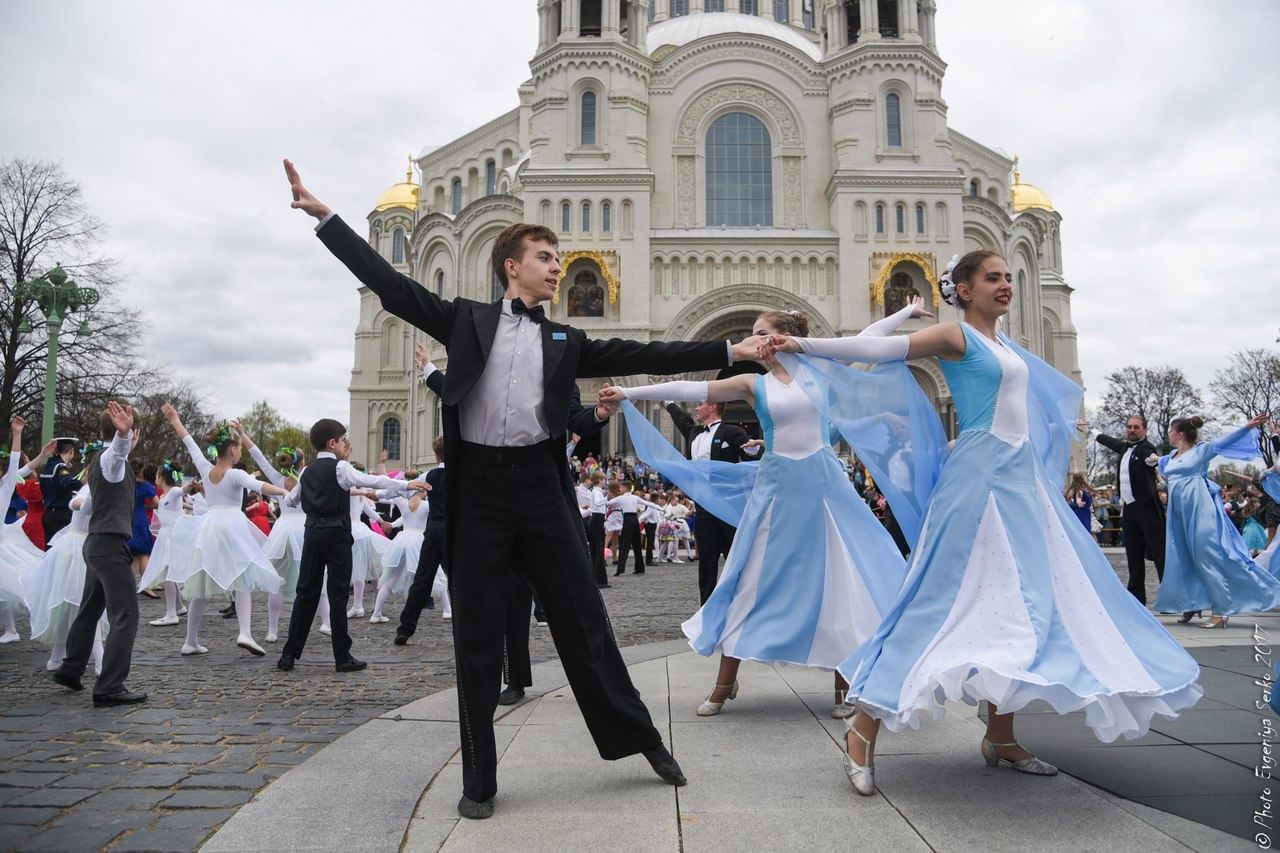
top-left (859, 302), bottom-right (918, 337)
top-left (619, 380), bottom-right (709, 402)
top-left (794, 333), bottom-right (909, 364)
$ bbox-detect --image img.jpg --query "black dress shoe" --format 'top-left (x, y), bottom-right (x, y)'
top-left (52, 671), bottom-right (83, 692)
top-left (94, 690), bottom-right (147, 708)
top-left (1177, 610), bottom-right (1202, 624)
top-left (277, 654), bottom-right (296, 671)
top-left (393, 633), bottom-right (409, 646)
top-left (614, 570), bottom-right (623, 577)
top-left (498, 685), bottom-right (525, 706)
top-left (335, 658), bottom-right (367, 673)
top-left (642, 745), bottom-right (687, 786)
top-left (220, 601), bottom-right (237, 618)
top-left (457, 795), bottom-right (494, 819)
top-left (425, 598), bottom-right (435, 609)
top-left (597, 582), bottom-right (610, 589)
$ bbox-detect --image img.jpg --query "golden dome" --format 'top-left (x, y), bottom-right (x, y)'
top-left (374, 160), bottom-right (420, 212)
top-left (1010, 155), bottom-right (1053, 213)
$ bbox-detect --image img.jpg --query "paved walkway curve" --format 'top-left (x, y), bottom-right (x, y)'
top-left (203, 631), bottom-right (1257, 853)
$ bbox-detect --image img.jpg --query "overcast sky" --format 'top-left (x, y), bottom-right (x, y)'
top-left (2, 0), bottom-right (1277, 432)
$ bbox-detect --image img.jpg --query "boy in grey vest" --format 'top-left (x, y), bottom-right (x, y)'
top-left (52, 401), bottom-right (146, 707)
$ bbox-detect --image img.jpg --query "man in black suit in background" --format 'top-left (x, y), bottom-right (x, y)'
top-left (286, 160), bottom-right (763, 820)
top-left (666, 401), bottom-right (751, 604)
top-left (1095, 415), bottom-right (1165, 604)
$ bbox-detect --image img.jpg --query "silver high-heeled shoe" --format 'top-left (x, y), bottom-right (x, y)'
top-left (980, 738), bottom-right (1058, 776)
top-left (844, 723), bottom-right (876, 796)
top-left (696, 681), bottom-right (739, 716)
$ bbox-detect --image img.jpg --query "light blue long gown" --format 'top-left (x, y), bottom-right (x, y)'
top-left (1153, 426), bottom-right (1280, 616)
top-left (838, 323), bottom-right (1203, 742)
top-left (623, 372), bottom-right (909, 670)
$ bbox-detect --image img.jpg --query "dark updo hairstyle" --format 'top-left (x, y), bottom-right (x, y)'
top-left (158, 459), bottom-right (183, 488)
top-left (941, 249), bottom-right (1005, 307)
top-left (141, 464), bottom-right (158, 484)
top-left (757, 309), bottom-right (810, 337)
top-left (309, 418), bottom-right (346, 452)
top-left (204, 423), bottom-right (240, 459)
top-left (1170, 415), bottom-right (1204, 445)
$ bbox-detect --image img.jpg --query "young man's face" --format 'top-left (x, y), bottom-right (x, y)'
top-left (330, 435), bottom-right (352, 461)
top-left (508, 238), bottom-right (561, 305)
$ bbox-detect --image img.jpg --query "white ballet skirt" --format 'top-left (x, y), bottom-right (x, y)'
top-left (23, 487), bottom-right (105, 642)
top-left (604, 510), bottom-right (623, 534)
top-left (350, 496), bottom-right (389, 586)
top-left (378, 494), bottom-right (442, 596)
top-left (169, 435), bottom-right (282, 599)
top-left (0, 454), bottom-right (40, 604)
top-left (138, 487), bottom-right (196, 591)
top-left (262, 505), bottom-right (305, 598)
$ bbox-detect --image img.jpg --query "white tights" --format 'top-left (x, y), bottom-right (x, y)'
top-left (162, 582), bottom-right (184, 620)
top-left (350, 579), bottom-right (366, 614)
top-left (49, 630), bottom-right (104, 672)
top-left (0, 602), bottom-right (16, 636)
top-left (184, 590), bottom-right (254, 646)
top-left (267, 591), bottom-right (283, 636)
top-left (372, 583), bottom-right (392, 619)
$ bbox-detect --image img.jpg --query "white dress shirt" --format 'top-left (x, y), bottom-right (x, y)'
top-left (458, 299), bottom-right (548, 447)
top-left (1119, 446), bottom-right (1135, 505)
top-left (589, 485), bottom-right (607, 514)
top-left (690, 420), bottom-right (722, 461)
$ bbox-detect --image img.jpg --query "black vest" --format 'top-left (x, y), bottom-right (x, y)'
top-left (87, 452), bottom-right (133, 536)
top-left (300, 457), bottom-right (349, 529)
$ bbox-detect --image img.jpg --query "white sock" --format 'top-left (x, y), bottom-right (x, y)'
top-left (185, 598), bottom-right (207, 647)
top-left (373, 585), bottom-right (391, 619)
top-left (267, 592), bottom-right (283, 635)
top-left (352, 580), bottom-right (365, 612)
top-left (235, 589), bottom-right (253, 638)
top-left (91, 634), bottom-right (104, 670)
top-left (439, 584), bottom-right (452, 615)
top-left (163, 582), bottom-right (180, 620)
top-left (49, 636), bottom-right (66, 666)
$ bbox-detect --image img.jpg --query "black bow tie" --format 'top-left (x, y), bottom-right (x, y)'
top-left (510, 300), bottom-right (546, 323)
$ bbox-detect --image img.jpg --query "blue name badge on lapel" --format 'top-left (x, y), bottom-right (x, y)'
top-left (552, 332), bottom-right (567, 341)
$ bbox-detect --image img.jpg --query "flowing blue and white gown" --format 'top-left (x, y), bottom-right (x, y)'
top-left (629, 372), bottom-right (910, 669)
top-left (839, 324), bottom-right (1202, 742)
top-left (1153, 426), bottom-right (1280, 616)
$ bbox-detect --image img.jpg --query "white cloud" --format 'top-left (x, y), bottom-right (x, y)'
top-left (2, 0), bottom-right (1276, 433)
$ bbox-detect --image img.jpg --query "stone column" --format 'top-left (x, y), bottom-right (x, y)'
top-left (903, 0), bottom-right (919, 36)
top-left (562, 0), bottom-right (578, 35)
top-left (654, 0), bottom-right (668, 21)
top-left (859, 0), bottom-right (874, 38)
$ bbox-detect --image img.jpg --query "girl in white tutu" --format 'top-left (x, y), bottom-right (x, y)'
top-left (24, 483), bottom-right (104, 671)
top-left (370, 483), bottom-right (436, 623)
top-left (139, 460), bottom-right (192, 626)
top-left (0, 418), bottom-right (56, 643)
top-left (243, 440), bottom-right (308, 643)
top-left (162, 405), bottom-right (287, 657)
top-left (346, 485), bottom-right (389, 618)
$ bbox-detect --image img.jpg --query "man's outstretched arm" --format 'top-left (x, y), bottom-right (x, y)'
top-left (284, 159), bottom-right (456, 345)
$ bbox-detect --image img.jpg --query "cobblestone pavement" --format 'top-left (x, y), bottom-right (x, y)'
top-left (0, 550), bottom-right (1145, 852)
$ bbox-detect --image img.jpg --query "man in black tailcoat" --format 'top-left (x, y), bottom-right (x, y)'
top-left (285, 160), bottom-right (762, 820)
top-left (1095, 415), bottom-right (1165, 604)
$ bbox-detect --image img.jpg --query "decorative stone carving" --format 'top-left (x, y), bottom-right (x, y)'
top-left (675, 156), bottom-right (696, 227)
top-left (665, 284), bottom-right (835, 342)
top-left (782, 157), bottom-right (803, 226)
top-left (674, 83), bottom-right (802, 147)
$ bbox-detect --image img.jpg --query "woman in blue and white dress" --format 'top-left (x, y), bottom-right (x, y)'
top-left (1153, 413), bottom-right (1279, 628)
top-left (162, 405), bottom-right (287, 658)
top-left (768, 250), bottom-right (1203, 796)
top-left (601, 304), bottom-right (923, 718)
top-left (24, 484), bottom-right (105, 672)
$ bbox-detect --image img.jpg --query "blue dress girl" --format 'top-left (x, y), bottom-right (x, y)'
top-left (767, 250), bottom-right (1203, 796)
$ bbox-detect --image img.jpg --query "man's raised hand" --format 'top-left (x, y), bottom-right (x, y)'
top-left (106, 400), bottom-right (135, 436)
top-left (283, 159), bottom-right (332, 220)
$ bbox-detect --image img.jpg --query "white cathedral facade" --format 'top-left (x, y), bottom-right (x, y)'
top-left (349, 0), bottom-right (1082, 468)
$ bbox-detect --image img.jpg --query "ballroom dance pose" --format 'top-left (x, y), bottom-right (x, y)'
top-left (52, 403), bottom-right (149, 706)
top-left (765, 251), bottom-right (1203, 796)
top-left (1094, 416), bottom-right (1166, 604)
top-left (1153, 414), bottom-right (1280, 627)
top-left (278, 418), bottom-right (422, 673)
top-left (162, 407), bottom-right (288, 657)
top-left (603, 302), bottom-right (925, 719)
top-left (285, 158), bottom-right (764, 818)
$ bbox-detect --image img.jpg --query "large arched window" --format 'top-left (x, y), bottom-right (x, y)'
top-left (886, 93), bottom-right (902, 147)
top-left (915, 203), bottom-right (926, 234)
top-left (434, 269), bottom-right (444, 297)
top-left (706, 112), bottom-right (773, 227)
top-left (895, 203), bottom-right (906, 234)
top-left (451, 178), bottom-right (462, 214)
top-left (877, 0), bottom-right (899, 37)
top-left (969, 179), bottom-right (980, 197)
top-left (567, 269), bottom-right (605, 318)
top-left (884, 271), bottom-right (919, 317)
top-left (392, 228), bottom-right (406, 264)
top-left (561, 201), bottom-right (571, 233)
top-left (485, 160), bottom-right (496, 196)
top-left (381, 417), bottom-right (401, 461)
top-left (581, 91), bottom-right (597, 146)
top-left (845, 0), bottom-right (861, 44)
top-left (580, 0), bottom-right (602, 36)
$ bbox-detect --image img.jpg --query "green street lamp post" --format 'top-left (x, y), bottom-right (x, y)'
top-left (15, 265), bottom-right (100, 445)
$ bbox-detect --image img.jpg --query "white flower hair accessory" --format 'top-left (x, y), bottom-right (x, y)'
top-left (938, 254), bottom-right (961, 305)
top-left (786, 309), bottom-right (800, 317)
